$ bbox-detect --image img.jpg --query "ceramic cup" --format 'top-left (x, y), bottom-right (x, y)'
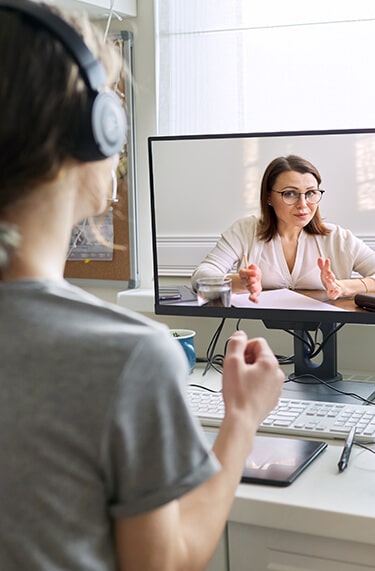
top-left (170, 329), bottom-right (196, 374)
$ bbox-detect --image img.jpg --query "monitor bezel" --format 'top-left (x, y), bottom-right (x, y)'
top-left (148, 128), bottom-right (375, 327)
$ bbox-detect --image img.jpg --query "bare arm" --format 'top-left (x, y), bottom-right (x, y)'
top-left (115, 333), bottom-right (284, 571)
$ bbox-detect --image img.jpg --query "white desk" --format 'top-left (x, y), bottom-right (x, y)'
top-left (192, 367), bottom-right (375, 571)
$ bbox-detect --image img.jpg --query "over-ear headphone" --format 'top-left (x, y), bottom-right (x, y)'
top-left (0, 0), bottom-right (127, 162)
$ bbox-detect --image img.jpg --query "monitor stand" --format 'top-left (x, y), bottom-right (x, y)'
top-left (280, 323), bottom-right (375, 404)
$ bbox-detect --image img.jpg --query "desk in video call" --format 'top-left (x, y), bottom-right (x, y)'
top-left (159, 286), bottom-right (370, 313)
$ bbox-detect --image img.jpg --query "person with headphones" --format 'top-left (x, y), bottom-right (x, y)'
top-left (0, 2), bottom-right (284, 570)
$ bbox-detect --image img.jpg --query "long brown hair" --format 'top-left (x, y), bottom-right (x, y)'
top-left (257, 155), bottom-right (330, 241)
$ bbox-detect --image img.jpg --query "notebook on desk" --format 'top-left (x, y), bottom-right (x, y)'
top-left (204, 430), bottom-right (327, 487)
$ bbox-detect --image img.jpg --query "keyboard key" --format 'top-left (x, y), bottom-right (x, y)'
top-left (186, 387), bottom-right (375, 442)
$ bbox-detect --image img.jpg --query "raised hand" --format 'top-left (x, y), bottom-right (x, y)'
top-left (222, 332), bottom-right (284, 428)
top-left (317, 257), bottom-right (342, 300)
top-left (239, 263), bottom-right (262, 303)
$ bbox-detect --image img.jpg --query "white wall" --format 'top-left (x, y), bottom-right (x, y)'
top-left (84, 1), bottom-right (375, 376)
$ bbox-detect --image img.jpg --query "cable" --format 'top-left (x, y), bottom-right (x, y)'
top-left (202, 318), bottom-right (226, 375)
top-left (279, 322), bottom-right (345, 366)
top-left (234, 318), bottom-right (242, 330)
top-left (308, 323), bottom-right (345, 359)
top-left (283, 328), bottom-right (314, 351)
top-left (276, 354), bottom-right (295, 365)
top-left (188, 383), bottom-right (221, 393)
top-left (200, 318), bottom-right (243, 376)
top-left (291, 373), bottom-right (375, 405)
top-left (354, 441), bottom-right (375, 454)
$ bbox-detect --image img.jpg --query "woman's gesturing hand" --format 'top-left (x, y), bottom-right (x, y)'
top-left (239, 263), bottom-right (262, 303)
top-left (318, 257), bottom-right (342, 300)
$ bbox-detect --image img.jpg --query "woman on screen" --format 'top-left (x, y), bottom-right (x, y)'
top-left (192, 154), bottom-right (375, 302)
top-left (0, 3), bottom-right (284, 570)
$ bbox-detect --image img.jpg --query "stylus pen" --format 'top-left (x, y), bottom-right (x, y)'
top-left (338, 425), bottom-right (356, 473)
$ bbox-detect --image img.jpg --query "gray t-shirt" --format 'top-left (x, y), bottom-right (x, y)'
top-left (0, 280), bottom-right (218, 570)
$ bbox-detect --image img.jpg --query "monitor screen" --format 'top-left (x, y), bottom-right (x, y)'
top-left (148, 129), bottom-right (375, 393)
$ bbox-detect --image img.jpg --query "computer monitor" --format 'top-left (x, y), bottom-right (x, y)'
top-left (148, 129), bottom-right (375, 402)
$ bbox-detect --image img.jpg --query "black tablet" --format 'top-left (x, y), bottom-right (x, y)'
top-left (204, 431), bottom-right (327, 487)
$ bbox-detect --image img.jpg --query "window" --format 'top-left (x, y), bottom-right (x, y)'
top-left (155, 1), bottom-right (375, 135)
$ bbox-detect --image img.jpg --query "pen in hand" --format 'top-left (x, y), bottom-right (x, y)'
top-left (338, 425), bottom-right (356, 473)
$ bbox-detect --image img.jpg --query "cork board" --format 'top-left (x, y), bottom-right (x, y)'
top-left (64, 31), bottom-right (138, 285)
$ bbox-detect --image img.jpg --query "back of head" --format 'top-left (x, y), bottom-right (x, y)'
top-left (0, 0), bottom-right (123, 271)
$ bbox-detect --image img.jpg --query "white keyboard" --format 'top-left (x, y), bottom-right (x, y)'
top-left (187, 387), bottom-right (375, 441)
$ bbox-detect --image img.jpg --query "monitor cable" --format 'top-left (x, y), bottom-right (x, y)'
top-left (280, 322), bottom-right (345, 364)
top-left (202, 318), bottom-right (226, 375)
top-left (290, 372), bottom-right (375, 405)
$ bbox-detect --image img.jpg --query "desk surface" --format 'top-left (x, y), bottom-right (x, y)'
top-left (297, 289), bottom-right (367, 312)
top-left (232, 444), bottom-right (375, 544)
top-left (156, 286), bottom-right (369, 312)
top-left (190, 366), bottom-right (375, 546)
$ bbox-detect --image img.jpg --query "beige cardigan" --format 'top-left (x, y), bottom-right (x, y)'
top-left (191, 215), bottom-right (375, 290)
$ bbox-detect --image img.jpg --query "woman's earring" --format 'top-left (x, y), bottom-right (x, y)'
top-left (109, 170), bottom-right (119, 204)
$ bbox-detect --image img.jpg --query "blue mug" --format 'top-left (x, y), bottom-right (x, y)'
top-left (170, 329), bottom-right (196, 374)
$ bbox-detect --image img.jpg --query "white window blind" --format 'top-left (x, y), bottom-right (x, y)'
top-left (155, 1), bottom-right (375, 135)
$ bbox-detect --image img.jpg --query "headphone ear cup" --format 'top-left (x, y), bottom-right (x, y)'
top-left (0, 2), bottom-right (127, 161)
top-left (92, 90), bottom-right (127, 158)
top-left (73, 90), bottom-right (127, 162)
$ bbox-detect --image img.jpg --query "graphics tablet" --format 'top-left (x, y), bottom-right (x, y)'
top-left (204, 431), bottom-right (327, 487)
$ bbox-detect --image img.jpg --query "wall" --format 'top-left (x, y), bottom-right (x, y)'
top-left (82, 1), bottom-right (375, 376)
top-left (150, 133), bottom-right (375, 276)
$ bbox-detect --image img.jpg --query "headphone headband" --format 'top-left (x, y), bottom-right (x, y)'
top-left (0, 0), bottom-right (106, 91)
top-left (0, 0), bottom-right (127, 161)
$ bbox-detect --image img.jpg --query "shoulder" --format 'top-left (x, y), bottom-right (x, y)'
top-left (319, 223), bottom-right (357, 242)
top-left (225, 215), bottom-right (259, 234)
top-left (43, 280), bottom-right (171, 352)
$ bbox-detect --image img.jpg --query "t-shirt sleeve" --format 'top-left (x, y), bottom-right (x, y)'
top-left (102, 329), bottom-right (220, 519)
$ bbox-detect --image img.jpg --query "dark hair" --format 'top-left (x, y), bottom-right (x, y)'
top-left (257, 155), bottom-right (330, 241)
top-left (0, 4), bottom-right (120, 211)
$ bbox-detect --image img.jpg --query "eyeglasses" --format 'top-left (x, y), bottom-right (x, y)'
top-left (270, 189), bottom-right (325, 205)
